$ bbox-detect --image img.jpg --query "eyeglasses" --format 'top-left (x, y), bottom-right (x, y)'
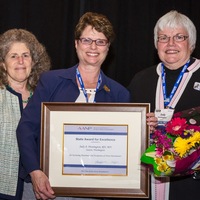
top-left (79, 38), bottom-right (108, 46)
top-left (157, 34), bottom-right (189, 43)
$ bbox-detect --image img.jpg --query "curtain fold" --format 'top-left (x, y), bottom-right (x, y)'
top-left (0, 0), bottom-right (199, 87)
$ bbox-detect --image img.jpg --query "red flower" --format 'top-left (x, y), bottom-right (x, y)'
top-left (165, 117), bottom-right (188, 136)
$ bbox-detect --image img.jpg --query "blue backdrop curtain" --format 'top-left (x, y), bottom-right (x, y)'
top-left (0, 0), bottom-right (200, 87)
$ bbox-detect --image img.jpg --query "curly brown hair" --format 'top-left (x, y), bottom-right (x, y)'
top-left (0, 29), bottom-right (51, 90)
top-left (74, 12), bottom-right (115, 43)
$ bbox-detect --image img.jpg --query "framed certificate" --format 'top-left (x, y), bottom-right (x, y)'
top-left (41, 102), bottom-right (150, 198)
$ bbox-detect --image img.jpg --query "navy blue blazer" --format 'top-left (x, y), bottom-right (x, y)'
top-left (17, 64), bottom-right (130, 180)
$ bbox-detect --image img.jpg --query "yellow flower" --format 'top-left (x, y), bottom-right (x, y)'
top-left (174, 132), bottom-right (200, 158)
top-left (163, 154), bottom-right (174, 161)
top-left (154, 157), bottom-right (162, 165)
top-left (157, 160), bottom-right (170, 173)
top-left (189, 131), bottom-right (200, 147)
top-left (174, 137), bottom-right (191, 157)
top-left (154, 155), bottom-right (173, 174)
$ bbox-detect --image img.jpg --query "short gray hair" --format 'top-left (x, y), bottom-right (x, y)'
top-left (154, 10), bottom-right (196, 52)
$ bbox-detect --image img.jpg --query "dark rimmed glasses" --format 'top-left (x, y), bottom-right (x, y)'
top-left (157, 34), bottom-right (189, 43)
top-left (79, 38), bottom-right (108, 46)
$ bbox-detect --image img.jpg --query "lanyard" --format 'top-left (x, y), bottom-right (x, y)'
top-left (161, 60), bottom-right (190, 107)
top-left (76, 68), bottom-right (102, 102)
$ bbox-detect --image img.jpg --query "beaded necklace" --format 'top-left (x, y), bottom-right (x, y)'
top-left (22, 90), bottom-right (33, 103)
top-left (7, 85), bottom-right (33, 103)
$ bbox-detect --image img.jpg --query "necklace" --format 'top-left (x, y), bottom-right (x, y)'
top-left (7, 85), bottom-right (33, 104)
top-left (22, 91), bottom-right (33, 103)
top-left (76, 68), bottom-right (102, 103)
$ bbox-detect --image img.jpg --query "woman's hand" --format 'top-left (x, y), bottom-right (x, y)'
top-left (146, 112), bottom-right (158, 132)
top-left (30, 170), bottom-right (56, 200)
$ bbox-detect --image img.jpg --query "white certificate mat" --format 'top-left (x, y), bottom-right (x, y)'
top-left (41, 102), bottom-right (150, 198)
top-left (63, 124), bottom-right (128, 175)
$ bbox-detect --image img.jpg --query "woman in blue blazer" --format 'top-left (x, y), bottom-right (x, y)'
top-left (17, 12), bottom-right (130, 200)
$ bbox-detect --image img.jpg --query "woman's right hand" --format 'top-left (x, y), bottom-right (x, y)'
top-left (30, 170), bottom-right (56, 200)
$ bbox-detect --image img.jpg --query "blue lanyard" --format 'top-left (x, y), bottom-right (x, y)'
top-left (76, 68), bottom-right (102, 102)
top-left (161, 60), bottom-right (190, 107)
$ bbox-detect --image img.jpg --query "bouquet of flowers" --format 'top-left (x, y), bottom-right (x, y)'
top-left (141, 106), bottom-right (200, 177)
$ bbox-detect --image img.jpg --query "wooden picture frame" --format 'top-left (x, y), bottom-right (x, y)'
top-left (41, 102), bottom-right (150, 198)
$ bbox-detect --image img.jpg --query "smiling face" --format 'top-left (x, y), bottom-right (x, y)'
top-left (3, 42), bottom-right (32, 85)
top-left (157, 27), bottom-right (191, 69)
top-left (75, 25), bottom-right (110, 68)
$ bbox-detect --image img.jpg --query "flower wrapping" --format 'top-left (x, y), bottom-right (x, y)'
top-left (141, 106), bottom-right (200, 177)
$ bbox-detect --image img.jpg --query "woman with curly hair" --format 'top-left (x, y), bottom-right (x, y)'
top-left (0, 28), bottom-right (51, 200)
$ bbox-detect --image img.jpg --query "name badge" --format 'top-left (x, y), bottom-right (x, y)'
top-left (155, 108), bottom-right (174, 126)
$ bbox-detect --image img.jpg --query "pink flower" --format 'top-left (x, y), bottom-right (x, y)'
top-left (153, 130), bottom-right (172, 156)
top-left (141, 106), bottom-right (200, 177)
top-left (166, 117), bottom-right (188, 136)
